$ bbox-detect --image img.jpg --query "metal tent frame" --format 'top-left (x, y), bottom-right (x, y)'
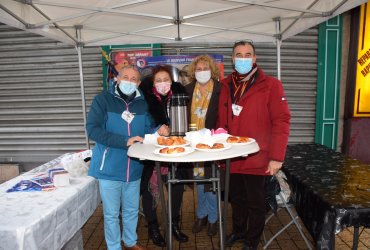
top-left (0, 0), bottom-right (365, 147)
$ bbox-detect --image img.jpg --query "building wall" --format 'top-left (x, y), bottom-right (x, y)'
top-left (342, 6), bottom-right (370, 164)
top-left (0, 23), bottom-right (102, 171)
top-left (348, 118), bottom-right (370, 163)
top-left (338, 12), bottom-right (351, 152)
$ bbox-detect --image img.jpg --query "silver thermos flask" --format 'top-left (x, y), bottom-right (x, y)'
top-left (170, 94), bottom-right (188, 136)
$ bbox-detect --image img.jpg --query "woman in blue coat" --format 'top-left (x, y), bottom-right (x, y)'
top-left (86, 65), bottom-right (168, 250)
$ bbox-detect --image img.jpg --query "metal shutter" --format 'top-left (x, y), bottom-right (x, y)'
top-left (0, 23), bottom-right (102, 170)
top-left (160, 28), bottom-right (318, 144)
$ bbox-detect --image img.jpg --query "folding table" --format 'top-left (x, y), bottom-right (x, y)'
top-left (0, 153), bottom-right (100, 250)
top-left (283, 143), bottom-right (370, 250)
top-left (128, 142), bottom-right (259, 249)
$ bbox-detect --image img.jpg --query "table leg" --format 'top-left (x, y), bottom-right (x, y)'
top-left (167, 164), bottom-right (175, 250)
top-left (155, 161), bottom-right (168, 247)
top-left (352, 226), bottom-right (359, 250)
top-left (222, 159), bottom-right (230, 249)
top-left (216, 166), bottom-right (224, 250)
top-left (212, 162), bottom-right (216, 192)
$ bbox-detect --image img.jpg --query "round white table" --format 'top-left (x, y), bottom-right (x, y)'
top-left (128, 142), bottom-right (259, 249)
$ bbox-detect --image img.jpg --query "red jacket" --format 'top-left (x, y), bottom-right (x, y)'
top-left (217, 68), bottom-right (291, 175)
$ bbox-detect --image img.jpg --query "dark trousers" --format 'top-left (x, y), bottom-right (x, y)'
top-left (140, 162), bottom-right (187, 223)
top-left (229, 173), bottom-right (266, 247)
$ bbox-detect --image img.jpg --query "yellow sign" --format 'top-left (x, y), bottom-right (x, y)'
top-left (354, 2), bottom-right (370, 117)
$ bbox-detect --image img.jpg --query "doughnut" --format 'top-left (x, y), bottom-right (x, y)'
top-left (212, 143), bottom-right (225, 149)
top-left (159, 147), bottom-right (169, 154)
top-left (157, 136), bottom-right (186, 146)
top-left (196, 143), bottom-right (211, 149)
top-left (170, 136), bottom-right (186, 145)
top-left (157, 136), bottom-right (166, 145)
top-left (169, 147), bottom-right (185, 154)
top-left (226, 136), bottom-right (239, 143)
top-left (160, 147), bottom-right (185, 154)
top-left (226, 136), bottom-right (250, 143)
top-left (164, 138), bottom-right (174, 146)
top-left (238, 137), bottom-right (250, 143)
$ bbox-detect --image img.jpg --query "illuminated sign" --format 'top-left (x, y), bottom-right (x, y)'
top-left (354, 2), bottom-right (370, 117)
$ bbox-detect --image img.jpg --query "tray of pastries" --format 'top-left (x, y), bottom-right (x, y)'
top-left (155, 136), bottom-right (190, 148)
top-left (153, 146), bottom-right (194, 157)
top-left (194, 142), bottom-right (231, 152)
top-left (225, 136), bottom-right (255, 145)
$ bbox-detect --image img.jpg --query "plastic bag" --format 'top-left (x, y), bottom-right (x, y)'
top-left (264, 175), bottom-right (281, 214)
top-left (60, 150), bottom-right (91, 177)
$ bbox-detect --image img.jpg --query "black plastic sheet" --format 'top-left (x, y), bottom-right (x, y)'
top-left (282, 143), bottom-right (370, 250)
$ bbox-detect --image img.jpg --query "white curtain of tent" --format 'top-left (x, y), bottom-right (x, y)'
top-left (0, 0), bottom-right (366, 147)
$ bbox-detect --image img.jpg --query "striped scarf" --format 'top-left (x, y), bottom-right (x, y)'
top-left (231, 64), bottom-right (258, 103)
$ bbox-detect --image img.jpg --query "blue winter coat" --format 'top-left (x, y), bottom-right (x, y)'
top-left (86, 88), bottom-right (155, 182)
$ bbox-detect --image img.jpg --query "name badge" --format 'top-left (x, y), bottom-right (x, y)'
top-left (232, 104), bottom-right (243, 116)
top-left (122, 110), bottom-right (134, 124)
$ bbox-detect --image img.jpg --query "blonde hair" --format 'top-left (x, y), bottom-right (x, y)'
top-left (187, 55), bottom-right (219, 82)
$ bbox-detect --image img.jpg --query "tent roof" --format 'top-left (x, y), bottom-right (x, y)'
top-left (0, 0), bottom-right (366, 46)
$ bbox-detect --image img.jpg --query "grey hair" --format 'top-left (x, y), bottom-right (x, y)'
top-left (118, 65), bottom-right (141, 80)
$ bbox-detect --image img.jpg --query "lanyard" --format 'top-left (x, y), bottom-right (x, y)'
top-left (232, 78), bottom-right (247, 103)
top-left (230, 74), bottom-right (256, 104)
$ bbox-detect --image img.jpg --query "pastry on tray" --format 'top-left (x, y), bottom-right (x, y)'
top-left (157, 136), bottom-right (186, 146)
top-left (159, 147), bottom-right (185, 154)
top-left (226, 136), bottom-right (250, 143)
top-left (196, 143), bottom-right (225, 149)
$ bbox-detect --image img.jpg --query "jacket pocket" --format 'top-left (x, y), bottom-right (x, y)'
top-left (99, 147), bottom-right (110, 171)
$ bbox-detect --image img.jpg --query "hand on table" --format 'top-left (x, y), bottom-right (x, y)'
top-left (127, 136), bottom-right (143, 146)
top-left (157, 124), bottom-right (170, 136)
top-left (266, 160), bottom-right (283, 175)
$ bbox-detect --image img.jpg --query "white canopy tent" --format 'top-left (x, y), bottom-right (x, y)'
top-left (0, 0), bottom-right (365, 45)
top-left (0, 0), bottom-right (366, 148)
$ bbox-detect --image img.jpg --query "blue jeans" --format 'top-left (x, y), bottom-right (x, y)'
top-left (99, 179), bottom-right (140, 250)
top-left (196, 184), bottom-right (218, 223)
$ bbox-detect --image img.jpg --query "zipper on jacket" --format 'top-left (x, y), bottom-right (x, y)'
top-left (112, 94), bottom-right (134, 181)
top-left (125, 102), bottom-right (131, 182)
top-left (126, 157), bottom-right (131, 182)
top-left (99, 148), bottom-right (109, 171)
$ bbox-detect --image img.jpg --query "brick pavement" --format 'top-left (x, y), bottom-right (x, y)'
top-left (82, 186), bottom-right (370, 250)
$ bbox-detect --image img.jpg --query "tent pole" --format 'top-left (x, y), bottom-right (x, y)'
top-left (277, 39), bottom-right (281, 80)
top-left (76, 26), bottom-right (90, 149)
top-left (275, 18), bottom-right (282, 80)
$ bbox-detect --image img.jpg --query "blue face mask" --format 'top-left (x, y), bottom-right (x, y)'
top-left (119, 80), bottom-right (137, 95)
top-left (234, 58), bottom-right (253, 74)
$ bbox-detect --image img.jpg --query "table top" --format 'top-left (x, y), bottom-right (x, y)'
top-left (282, 143), bottom-right (370, 248)
top-left (127, 141), bottom-right (260, 162)
top-left (283, 143), bottom-right (370, 209)
top-left (0, 153), bottom-right (100, 250)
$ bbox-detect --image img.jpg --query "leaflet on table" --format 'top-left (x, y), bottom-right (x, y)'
top-left (5, 167), bottom-right (70, 192)
top-left (6, 180), bottom-right (43, 192)
top-left (30, 176), bottom-right (55, 190)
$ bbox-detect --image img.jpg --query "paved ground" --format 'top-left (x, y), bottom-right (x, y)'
top-left (82, 185), bottom-right (370, 249)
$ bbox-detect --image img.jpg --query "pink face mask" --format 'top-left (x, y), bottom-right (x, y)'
top-left (155, 82), bottom-right (171, 95)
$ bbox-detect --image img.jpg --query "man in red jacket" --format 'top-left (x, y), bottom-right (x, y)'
top-left (217, 41), bottom-right (291, 250)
